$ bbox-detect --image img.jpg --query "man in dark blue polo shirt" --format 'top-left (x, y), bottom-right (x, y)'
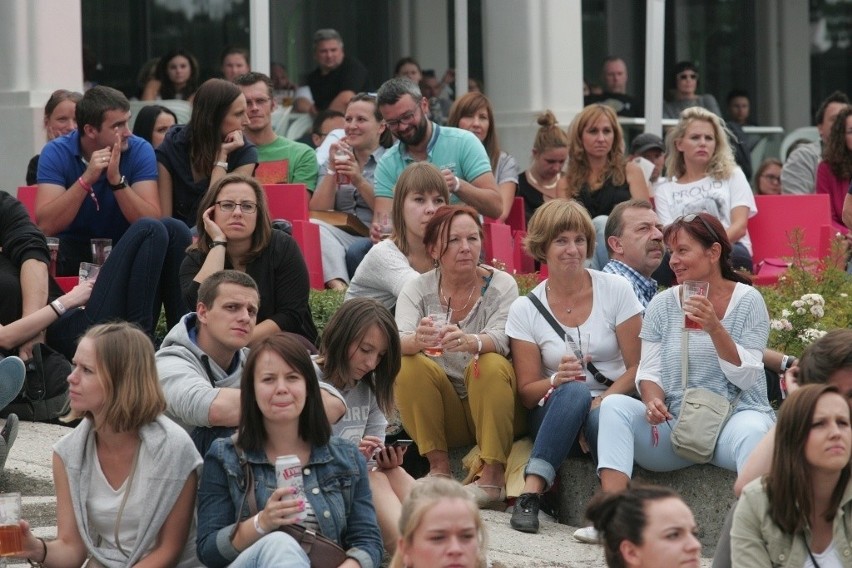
top-left (36, 86), bottom-right (191, 329)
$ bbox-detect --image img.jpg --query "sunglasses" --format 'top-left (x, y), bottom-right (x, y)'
top-left (676, 213), bottom-right (720, 242)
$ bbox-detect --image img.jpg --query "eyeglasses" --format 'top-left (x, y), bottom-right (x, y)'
top-left (384, 106), bottom-right (420, 129)
top-left (678, 73), bottom-right (698, 80)
top-left (216, 200), bottom-right (258, 214)
top-left (244, 97), bottom-right (271, 108)
top-left (760, 174), bottom-right (781, 183)
top-left (677, 213), bottom-right (720, 242)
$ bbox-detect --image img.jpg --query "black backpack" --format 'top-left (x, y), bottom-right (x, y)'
top-left (1, 344), bottom-right (71, 422)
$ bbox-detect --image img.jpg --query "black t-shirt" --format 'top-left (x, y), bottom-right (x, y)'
top-left (305, 57), bottom-right (370, 111)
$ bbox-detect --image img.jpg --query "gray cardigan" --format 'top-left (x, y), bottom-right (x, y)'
top-left (54, 415), bottom-right (203, 567)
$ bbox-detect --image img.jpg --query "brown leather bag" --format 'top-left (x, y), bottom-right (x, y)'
top-left (229, 439), bottom-right (348, 567)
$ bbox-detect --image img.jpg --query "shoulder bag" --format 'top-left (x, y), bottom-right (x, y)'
top-left (526, 292), bottom-right (613, 387)
top-left (669, 328), bottom-right (742, 463)
top-left (1, 343), bottom-right (71, 422)
top-left (230, 437), bottom-right (347, 568)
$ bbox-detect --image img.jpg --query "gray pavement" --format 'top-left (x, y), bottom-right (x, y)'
top-left (1, 420), bottom-right (713, 567)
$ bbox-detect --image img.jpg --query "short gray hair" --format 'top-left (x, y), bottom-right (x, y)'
top-left (313, 28), bottom-right (342, 46)
top-left (377, 77), bottom-right (423, 107)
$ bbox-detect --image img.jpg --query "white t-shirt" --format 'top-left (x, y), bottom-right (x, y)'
top-left (505, 270), bottom-right (643, 395)
top-left (654, 167), bottom-right (757, 253)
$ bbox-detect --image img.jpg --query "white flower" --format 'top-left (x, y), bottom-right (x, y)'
top-left (801, 293), bottom-right (825, 306)
top-left (791, 300), bottom-right (804, 309)
top-left (841, 293), bottom-right (849, 298)
top-left (798, 328), bottom-right (827, 344)
top-left (810, 305), bottom-right (824, 318)
top-left (796, 307), bottom-right (806, 315)
top-left (770, 320), bottom-right (784, 331)
top-left (783, 320), bottom-right (794, 331)
top-left (781, 309), bottom-right (791, 318)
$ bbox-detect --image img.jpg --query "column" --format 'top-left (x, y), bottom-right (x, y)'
top-left (0, 0), bottom-right (83, 193)
top-left (482, 0), bottom-right (584, 164)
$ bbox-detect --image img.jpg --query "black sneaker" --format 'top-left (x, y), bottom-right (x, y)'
top-left (0, 413), bottom-right (19, 473)
top-left (510, 492), bottom-right (540, 534)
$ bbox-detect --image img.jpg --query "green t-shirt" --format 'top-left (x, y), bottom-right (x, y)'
top-left (255, 136), bottom-right (319, 190)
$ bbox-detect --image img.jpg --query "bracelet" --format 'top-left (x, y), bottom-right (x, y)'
top-left (550, 372), bottom-right (557, 387)
top-left (451, 176), bottom-right (461, 193)
top-left (474, 334), bottom-right (483, 354)
top-left (779, 354), bottom-right (789, 374)
top-left (49, 299), bottom-right (67, 317)
top-left (77, 177), bottom-right (100, 212)
top-left (210, 240), bottom-right (228, 248)
top-left (253, 513), bottom-right (268, 535)
top-left (27, 537), bottom-right (47, 567)
top-left (215, 161), bottom-right (229, 171)
top-left (77, 176), bottom-right (93, 192)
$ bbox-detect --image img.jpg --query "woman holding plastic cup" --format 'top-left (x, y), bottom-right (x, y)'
top-left (196, 333), bottom-right (383, 568)
top-left (505, 199), bottom-right (642, 534)
top-left (586, 212), bottom-right (774, 543)
top-left (394, 205), bottom-right (523, 510)
top-left (310, 93), bottom-right (395, 290)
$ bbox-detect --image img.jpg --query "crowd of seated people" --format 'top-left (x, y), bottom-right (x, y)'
top-left (5, 37), bottom-right (852, 568)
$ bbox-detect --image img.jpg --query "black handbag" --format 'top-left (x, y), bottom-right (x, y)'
top-left (230, 438), bottom-right (347, 568)
top-left (1, 343), bottom-right (71, 422)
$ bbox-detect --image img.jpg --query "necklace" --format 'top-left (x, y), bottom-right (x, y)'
top-left (546, 282), bottom-right (585, 314)
top-left (441, 281), bottom-right (478, 313)
top-left (526, 169), bottom-right (561, 191)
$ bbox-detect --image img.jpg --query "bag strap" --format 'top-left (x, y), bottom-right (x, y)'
top-left (229, 434), bottom-right (259, 541)
top-left (526, 292), bottom-right (613, 387)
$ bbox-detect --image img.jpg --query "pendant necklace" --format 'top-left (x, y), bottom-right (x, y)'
top-left (547, 283), bottom-right (582, 314)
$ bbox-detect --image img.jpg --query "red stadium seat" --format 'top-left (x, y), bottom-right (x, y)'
top-left (262, 184), bottom-right (324, 289)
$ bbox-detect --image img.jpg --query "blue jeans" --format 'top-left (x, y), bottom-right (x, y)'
top-left (158, 217), bottom-right (192, 328)
top-left (47, 218), bottom-right (173, 359)
top-left (596, 394), bottom-right (774, 478)
top-left (228, 532), bottom-right (309, 568)
top-left (345, 237), bottom-right (373, 279)
top-left (525, 381), bottom-right (598, 490)
top-left (0, 357), bottom-right (25, 410)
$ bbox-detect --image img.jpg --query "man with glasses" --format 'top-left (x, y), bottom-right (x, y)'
top-left (234, 72), bottom-right (318, 192)
top-left (35, 85), bottom-right (191, 328)
top-left (372, 77), bottom-right (501, 225)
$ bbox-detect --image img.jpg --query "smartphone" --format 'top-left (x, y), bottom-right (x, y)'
top-left (391, 439), bottom-right (413, 448)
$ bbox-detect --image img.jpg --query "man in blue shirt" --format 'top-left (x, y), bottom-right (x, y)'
top-left (36, 86), bottom-right (191, 328)
top-left (372, 78), bottom-right (501, 226)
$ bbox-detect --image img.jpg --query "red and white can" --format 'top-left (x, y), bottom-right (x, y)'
top-left (275, 455), bottom-right (307, 521)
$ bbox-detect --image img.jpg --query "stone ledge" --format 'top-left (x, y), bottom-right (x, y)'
top-left (557, 457), bottom-right (735, 556)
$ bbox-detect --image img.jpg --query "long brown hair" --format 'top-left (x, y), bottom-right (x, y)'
top-left (823, 106), bottom-right (852, 180)
top-left (662, 212), bottom-right (751, 285)
top-left (767, 384), bottom-right (851, 534)
top-left (188, 78), bottom-right (243, 178)
top-left (448, 92), bottom-right (500, 171)
top-left (565, 104), bottom-right (626, 196)
top-left (391, 163), bottom-right (450, 255)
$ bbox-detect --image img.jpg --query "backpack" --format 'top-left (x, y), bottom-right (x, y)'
top-left (0, 343), bottom-right (71, 422)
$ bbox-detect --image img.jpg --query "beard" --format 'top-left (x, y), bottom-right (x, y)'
top-left (395, 114), bottom-right (429, 147)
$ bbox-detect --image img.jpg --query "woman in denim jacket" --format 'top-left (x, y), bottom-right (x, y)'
top-left (196, 333), bottom-right (383, 568)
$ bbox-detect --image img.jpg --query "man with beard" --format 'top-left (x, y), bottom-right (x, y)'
top-left (601, 199), bottom-right (665, 308)
top-left (372, 77), bottom-right (501, 226)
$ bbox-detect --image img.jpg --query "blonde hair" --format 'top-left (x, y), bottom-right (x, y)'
top-left (389, 477), bottom-right (487, 568)
top-left (523, 199), bottom-right (596, 262)
top-left (64, 322), bottom-right (166, 431)
top-left (565, 104), bottom-right (627, 196)
top-left (664, 106), bottom-right (737, 180)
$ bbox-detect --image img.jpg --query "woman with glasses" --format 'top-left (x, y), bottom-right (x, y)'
top-left (448, 92), bottom-right (518, 222)
top-left (156, 78), bottom-right (258, 227)
top-left (663, 61), bottom-right (722, 119)
top-left (654, 106), bottom-right (757, 272)
top-left (180, 174), bottom-right (318, 343)
top-left (584, 213), bottom-right (773, 543)
top-left (754, 159), bottom-right (783, 195)
top-left (311, 93), bottom-right (394, 290)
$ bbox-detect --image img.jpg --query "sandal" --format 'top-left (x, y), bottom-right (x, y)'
top-left (464, 481), bottom-right (507, 511)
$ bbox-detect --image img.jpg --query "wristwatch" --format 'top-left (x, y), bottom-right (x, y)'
top-left (109, 175), bottom-right (128, 191)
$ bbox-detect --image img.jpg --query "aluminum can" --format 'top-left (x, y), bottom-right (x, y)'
top-left (275, 455), bottom-right (307, 521)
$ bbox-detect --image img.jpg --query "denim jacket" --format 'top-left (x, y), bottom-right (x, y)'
top-left (197, 436), bottom-right (382, 568)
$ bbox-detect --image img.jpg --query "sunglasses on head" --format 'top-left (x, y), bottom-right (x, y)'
top-left (676, 213), bottom-right (720, 242)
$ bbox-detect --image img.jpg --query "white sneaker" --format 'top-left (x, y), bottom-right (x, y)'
top-left (573, 525), bottom-right (601, 544)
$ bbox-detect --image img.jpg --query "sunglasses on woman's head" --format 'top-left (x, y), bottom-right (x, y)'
top-left (676, 213), bottom-right (720, 243)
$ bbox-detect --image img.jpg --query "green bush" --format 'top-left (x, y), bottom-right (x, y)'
top-left (310, 289), bottom-right (346, 339)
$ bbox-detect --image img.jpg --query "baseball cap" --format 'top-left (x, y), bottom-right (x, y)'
top-left (630, 133), bottom-right (665, 155)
